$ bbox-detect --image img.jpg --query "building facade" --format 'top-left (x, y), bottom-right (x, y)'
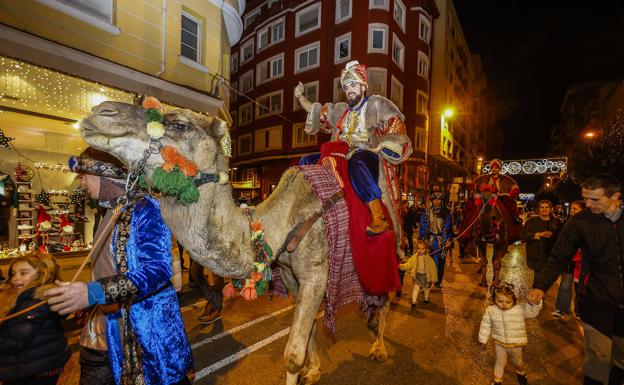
top-left (0, 0), bottom-right (244, 246)
top-left (429, 0), bottom-right (492, 185)
top-left (228, 0), bottom-right (438, 201)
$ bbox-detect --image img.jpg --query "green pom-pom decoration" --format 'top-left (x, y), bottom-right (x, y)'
top-left (149, 167), bottom-right (199, 205)
top-left (146, 108), bottom-right (163, 123)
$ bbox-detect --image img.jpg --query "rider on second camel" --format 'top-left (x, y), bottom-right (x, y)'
top-left (296, 60), bottom-right (412, 236)
top-left (471, 159), bottom-right (521, 223)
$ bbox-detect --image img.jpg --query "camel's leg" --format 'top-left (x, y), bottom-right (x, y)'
top-left (478, 242), bottom-right (488, 287)
top-left (284, 270), bottom-right (326, 385)
top-left (368, 300), bottom-right (390, 362)
top-left (298, 321), bottom-right (321, 385)
top-left (492, 243), bottom-right (505, 286)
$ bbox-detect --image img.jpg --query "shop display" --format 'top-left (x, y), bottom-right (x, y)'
top-left (15, 180), bottom-right (36, 251)
top-left (0, 128), bottom-right (14, 149)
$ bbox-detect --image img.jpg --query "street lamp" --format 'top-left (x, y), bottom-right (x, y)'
top-left (583, 131), bottom-right (597, 139)
top-left (443, 108), bottom-right (455, 119)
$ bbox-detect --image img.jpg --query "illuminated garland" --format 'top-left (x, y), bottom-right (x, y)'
top-left (34, 162), bottom-right (71, 173)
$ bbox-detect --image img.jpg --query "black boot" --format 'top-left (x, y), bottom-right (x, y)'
top-left (516, 372), bottom-right (528, 385)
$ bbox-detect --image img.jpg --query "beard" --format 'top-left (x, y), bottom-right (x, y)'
top-left (347, 92), bottom-right (364, 107)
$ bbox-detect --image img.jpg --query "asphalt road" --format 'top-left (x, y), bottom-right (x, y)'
top-left (57, 243), bottom-right (584, 384)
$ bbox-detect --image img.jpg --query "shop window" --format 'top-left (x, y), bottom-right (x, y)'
top-left (335, 32), bottom-right (351, 64)
top-left (418, 51), bottom-right (429, 78)
top-left (367, 67), bottom-right (387, 96)
top-left (369, 0), bottom-right (388, 10)
top-left (240, 39), bottom-right (254, 64)
top-left (393, 0), bottom-right (406, 32)
top-left (296, 3), bottom-right (321, 37)
top-left (390, 75), bottom-right (403, 109)
top-left (419, 14), bottom-right (431, 43)
top-left (238, 134), bottom-right (252, 155)
top-left (256, 54), bottom-right (284, 85)
top-left (295, 42), bottom-right (320, 73)
top-left (255, 125), bottom-right (283, 152)
top-left (239, 103), bottom-right (253, 126)
top-left (293, 81), bottom-right (319, 111)
top-left (181, 12), bottom-right (201, 62)
top-left (368, 23), bottom-right (388, 54)
top-left (240, 70), bottom-right (253, 93)
top-left (392, 34), bottom-right (404, 70)
top-left (256, 91), bottom-right (283, 118)
top-left (292, 122), bottom-right (317, 148)
top-left (336, 0), bottom-right (352, 23)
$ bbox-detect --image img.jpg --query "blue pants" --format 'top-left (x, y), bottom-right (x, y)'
top-left (555, 272), bottom-right (575, 314)
top-left (299, 149), bottom-right (381, 203)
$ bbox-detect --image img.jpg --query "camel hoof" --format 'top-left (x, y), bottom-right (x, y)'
top-left (374, 350), bottom-right (388, 362)
top-left (368, 352), bottom-right (376, 360)
top-left (298, 368), bottom-right (321, 385)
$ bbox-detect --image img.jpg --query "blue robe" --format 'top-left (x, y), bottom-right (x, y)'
top-left (419, 207), bottom-right (452, 282)
top-left (98, 196), bottom-right (192, 385)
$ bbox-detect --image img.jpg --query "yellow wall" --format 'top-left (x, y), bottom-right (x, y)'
top-left (0, 0), bottom-right (229, 94)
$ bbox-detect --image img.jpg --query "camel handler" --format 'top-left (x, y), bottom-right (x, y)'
top-left (44, 148), bottom-right (194, 385)
top-left (470, 158), bottom-right (521, 222)
top-left (295, 60), bottom-right (412, 235)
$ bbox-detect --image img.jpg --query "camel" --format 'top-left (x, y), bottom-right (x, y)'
top-left (79, 101), bottom-right (392, 385)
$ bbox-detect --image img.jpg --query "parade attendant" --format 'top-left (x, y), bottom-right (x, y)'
top-left (45, 148), bottom-right (193, 385)
top-left (529, 174), bottom-right (624, 384)
top-left (0, 251), bottom-right (70, 385)
top-left (296, 60), bottom-right (412, 235)
top-left (479, 283), bottom-right (542, 385)
top-left (520, 200), bottom-right (560, 274)
top-left (399, 239), bottom-right (437, 307)
top-left (419, 192), bottom-right (452, 287)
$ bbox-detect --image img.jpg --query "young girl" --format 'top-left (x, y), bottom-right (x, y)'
top-left (478, 283), bottom-right (542, 385)
top-left (399, 239), bottom-right (438, 307)
top-left (0, 251), bottom-right (70, 385)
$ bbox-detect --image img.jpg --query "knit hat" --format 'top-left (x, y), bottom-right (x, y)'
top-left (340, 60), bottom-right (368, 88)
top-left (68, 147), bottom-right (127, 179)
top-left (36, 206), bottom-right (52, 233)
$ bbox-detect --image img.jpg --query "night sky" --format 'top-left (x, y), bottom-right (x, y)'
top-left (454, 1), bottom-right (624, 160)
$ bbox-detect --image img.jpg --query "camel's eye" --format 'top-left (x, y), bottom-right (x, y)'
top-left (171, 122), bottom-right (187, 131)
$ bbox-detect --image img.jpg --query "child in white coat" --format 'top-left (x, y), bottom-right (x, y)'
top-left (399, 239), bottom-right (438, 308)
top-left (479, 283), bottom-right (542, 385)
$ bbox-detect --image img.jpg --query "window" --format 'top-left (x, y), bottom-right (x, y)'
top-left (295, 3), bottom-right (321, 37)
top-left (333, 77), bottom-right (348, 102)
top-left (292, 122), bottom-right (317, 148)
top-left (238, 133), bottom-right (252, 156)
top-left (244, 7), bottom-right (261, 29)
top-left (230, 111), bottom-right (237, 129)
top-left (268, 0), bottom-right (280, 7)
top-left (255, 126), bottom-right (283, 152)
top-left (392, 34), bottom-right (404, 70)
top-left (258, 29), bottom-right (269, 50)
top-left (240, 39), bottom-right (254, 63)
top-left (335, 0), bottom-right (352, 23)
top-left (47, 0), bottom-right (114, 24)
top-left (367, 67), bottom-right (387, 96)
top-left (256, 54), bottom-right (284, 85)
top-left (293, 81), bottom-right (319, 111)
top-left (272, 19), bottom-right (285, 43)
top-left (230, 82), bottom-right (238, 103)
top-left (419, 14), bottom-right (431, 43)
top-left (295, 42), bottom-right (320, 73)
top-left (416, 91), bottom-right (428, 116)
top-left (368, 23), bottom-right (388, 54)
top-left (181, 12), bottom-right (201, 62)
top-left (417, 51), bottom-right (429, 78)
top-left (415, 128), bottom-right (426, 151)
top-left (390, 75), bottom-right (403, 109)
top-left (335, 32), bottom-right (351, 63)
top-left (240, 70), bottom-right (253, 93)
top-left (369, 0), bottom-right (388, 10)
top-left (393, 0), bottom-right (406, 32)
top-left (231, 53), bottom-right (239, 73)
top-left (256, 91), bottom-right (283, 118)
top-left (238, 103), bottom-right (253, 126)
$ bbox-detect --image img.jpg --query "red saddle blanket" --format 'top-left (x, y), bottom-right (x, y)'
top-left (319, 141), bottom-right (400, 295)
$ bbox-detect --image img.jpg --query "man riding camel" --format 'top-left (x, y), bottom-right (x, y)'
top-left (295, 60), bottom-right (412, 235)
top-left (471, 158), bottom-right (521, 222)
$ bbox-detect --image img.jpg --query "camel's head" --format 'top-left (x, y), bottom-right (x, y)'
top-left (81, 101), bottom-right (229, 180)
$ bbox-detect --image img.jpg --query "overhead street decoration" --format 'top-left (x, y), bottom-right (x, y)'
top-left (482, 157), bottom-right (567, 175)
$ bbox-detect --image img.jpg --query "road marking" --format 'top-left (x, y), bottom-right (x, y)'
top-left (191, 305), bottom-right (295, 349)
top-left (193, 311), bottom-right (324, 381)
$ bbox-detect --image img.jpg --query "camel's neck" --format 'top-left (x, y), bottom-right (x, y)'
top-left (160, 183), bottom-right (255, 278)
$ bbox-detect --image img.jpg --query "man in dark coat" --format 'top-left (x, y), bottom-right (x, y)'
top-left (520, 199), bottom-right (560, 273)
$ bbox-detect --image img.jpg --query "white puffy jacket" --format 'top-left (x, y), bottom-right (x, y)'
top-left (478, 301), bottom-right (542, 346)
